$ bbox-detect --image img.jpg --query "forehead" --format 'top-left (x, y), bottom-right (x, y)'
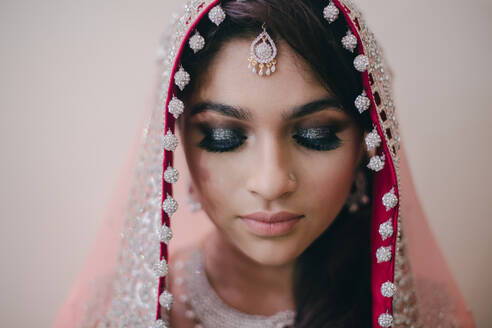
top-left (190, 39), bottom-right (333, 116)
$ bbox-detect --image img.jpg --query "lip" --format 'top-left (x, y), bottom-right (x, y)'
top-left (240, 211), bottom-right (304, 237)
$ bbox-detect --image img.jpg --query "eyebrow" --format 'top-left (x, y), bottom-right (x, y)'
top-left (189, 96), bottom-right (344, 121)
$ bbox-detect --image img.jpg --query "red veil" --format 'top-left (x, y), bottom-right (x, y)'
top-left (54, 1), bottom-right (475, 327)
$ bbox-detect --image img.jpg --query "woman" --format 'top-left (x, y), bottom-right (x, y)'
top-left (54, 0), bottom-right (475, 327)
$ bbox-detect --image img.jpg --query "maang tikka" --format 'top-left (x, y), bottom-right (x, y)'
top-left (248, 22), bottom-right (277, 77)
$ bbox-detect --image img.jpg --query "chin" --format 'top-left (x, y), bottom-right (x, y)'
top-left (238, 233), bottom-right (309, 267)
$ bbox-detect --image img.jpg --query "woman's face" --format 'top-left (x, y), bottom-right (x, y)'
top-left (180, 39), bottom-right (365, 266)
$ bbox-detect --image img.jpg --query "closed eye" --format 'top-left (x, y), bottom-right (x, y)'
top-left (293, 126), bottom-right (342, 151)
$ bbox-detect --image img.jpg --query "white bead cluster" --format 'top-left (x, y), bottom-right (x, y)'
top-left (162, 194), bottom-right (178, 216)
top-left (365, 127), bottom-right (381, 150)
top-left (162, 129), bottom-right (178, 151)
top-left (355, 90), bottom-right (371, 113)
top-left (341, 30), bottom-right (358, 52)
top-left (159, 290), bottom-right (174, 311)
top-left (378, 218), bottom-right (394, 241)
top-left (158, 224), bottom-right (173, 244)
top-left (153, 259), bottom-right (169, 278)
top-left (323, 1), bottom-right (339, 23)
top-left (174, 66), bottom-right (191, 91)
top-left (367, 155), bottom-right (385, 172)
top-left (152, 319), bottom-right (169, 328)
top-left (208, 4), bottom-right (226, 26)
top-left (381, 281), bottom-right (397, 298)
top-left (376, 246), bottom-right (392, 263)
top-left (378, 312), bottom-right (393, 327)
top-left (382, 187), bottom-right (398, 211)
top-left (164, 166), bottom-right (179, 184)
top-left (189, 30), bottom-right (205, 53)
top-left (168, 97), bottom-right (184, 119)
top-left (353, 54), bottom-right (369, 72)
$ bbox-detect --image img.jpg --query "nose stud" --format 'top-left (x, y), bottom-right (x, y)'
top-left (288, 172), bottom-right (296, 182)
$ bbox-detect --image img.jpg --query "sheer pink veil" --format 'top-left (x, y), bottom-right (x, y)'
top-left (53, 127), bottom-right (140, 327)
top-left (52, 86), bottom-right (154, 327)
top-left (399, 145), bottom-right (475, 327)
top-left (53, 1), bottom-right (475, 327)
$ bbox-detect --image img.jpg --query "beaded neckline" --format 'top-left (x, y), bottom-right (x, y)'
top-left (181, 248), bottom-right (296, 328)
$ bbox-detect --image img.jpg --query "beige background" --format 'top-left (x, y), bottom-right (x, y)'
top-left (0, 0), bottom-right (491, 327)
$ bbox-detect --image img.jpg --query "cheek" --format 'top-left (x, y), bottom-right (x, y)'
top-left (300, 148), bottom-right (359, 224)
top-left (318, 160), bottom-right (354, 204)
top-left (186, 149), bottom-right (241, 220)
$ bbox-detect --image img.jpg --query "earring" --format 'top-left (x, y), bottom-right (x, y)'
top-left (345, 168), bottom-right (369, 213)
top-left (186, 180), bottom-right (202, 212)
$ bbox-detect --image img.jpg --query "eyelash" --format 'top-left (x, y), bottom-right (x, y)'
top-left (198, 126), bottom-right (342, 153)
top-left (293, 126), bottom-right (342, 151)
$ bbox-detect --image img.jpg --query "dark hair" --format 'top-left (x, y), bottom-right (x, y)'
top-left (178, 1), bottom-right (373, 326)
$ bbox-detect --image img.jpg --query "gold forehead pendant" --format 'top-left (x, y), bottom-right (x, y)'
top-left (248, 23), bottom-right (277, 77)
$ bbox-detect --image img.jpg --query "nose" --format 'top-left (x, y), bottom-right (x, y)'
top-left (246, 135), bottom-right (297, 201)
